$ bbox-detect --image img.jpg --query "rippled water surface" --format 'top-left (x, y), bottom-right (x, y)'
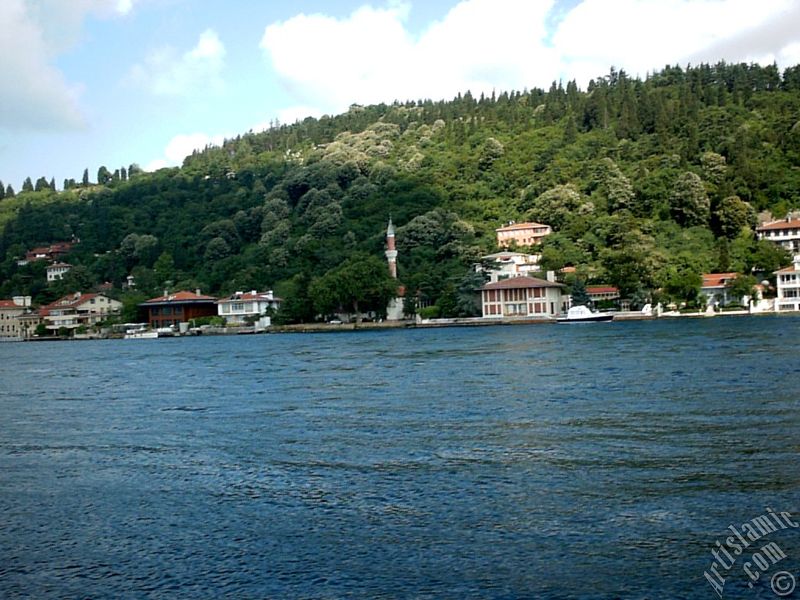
top-left (2, 317), bottom-right (800, 599)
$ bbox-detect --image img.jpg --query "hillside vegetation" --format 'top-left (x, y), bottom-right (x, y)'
top-left (1, 62), bottom-right (799, 320)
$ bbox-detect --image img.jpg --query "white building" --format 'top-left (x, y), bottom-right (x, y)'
top-left (217, 290), bottom-right (281, 327)
top-left (757, 218), bottom-right (800, 252)
top-left (700, 273), bottom-right (739, 307)
top-left (477, 252), bottom-right (541, 283)
top-left (775, 255), bottom-right (800, 312)
top-left (480, 275), bottom-right (566, 318)
top-left (46, 262), bottom-right (72, 282)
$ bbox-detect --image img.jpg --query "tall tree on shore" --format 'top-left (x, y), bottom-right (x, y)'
top-left (22, 177), bottom-right (33, 192)
top-left (82, 168), bottom-right (90, 186)
top-left (310, 254), bottom-right (397, 323)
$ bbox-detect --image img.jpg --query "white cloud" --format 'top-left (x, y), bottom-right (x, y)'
top-left (261, 0), bottom-right (558, 112)
top-left (260, 0), bottom-right (800, 118)
top-left (144, 132), bottom-right (228, 171)
top-left (129, 29), bottom-right (226, 96)
top-left (0, 0), bottom-right (137, 132)
top-left (0, 0), bottom-right (85, 131)
top-left (554, 0), bottom-right (797, 81)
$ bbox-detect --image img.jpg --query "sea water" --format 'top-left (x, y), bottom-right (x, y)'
top-left (1, 317), bottom-right (799, 598)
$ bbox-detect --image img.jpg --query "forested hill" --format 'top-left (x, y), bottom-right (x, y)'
top-left (1, 62), bottom-right (799, 320)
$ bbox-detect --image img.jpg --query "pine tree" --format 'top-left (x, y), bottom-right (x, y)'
top-left (570, 279), bottom-right (591, 307)
top-left (34, 177), bottom-right (49, 192)
top-left (22, 177), bottom-right (33, 192)
top-left (49, 177), bottom-right (56, 191)
top-left (5, 184), bottom-right (14, 198)
top-left (0, 180), bottom-right (4, 200)
top-left (82, 168), bottom-right (90, 186)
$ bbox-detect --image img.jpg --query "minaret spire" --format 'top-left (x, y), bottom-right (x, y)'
top-left (385, 216), bottom-right (397, 279)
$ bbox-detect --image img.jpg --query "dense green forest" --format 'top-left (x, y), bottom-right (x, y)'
top-left (1, 62), bottom-right (799, 321)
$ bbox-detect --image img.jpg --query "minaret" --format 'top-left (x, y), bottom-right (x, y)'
top-left (385, 217), bottom-right (398, 279)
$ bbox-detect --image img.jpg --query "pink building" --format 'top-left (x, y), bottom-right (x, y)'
top-left (495, 222), bottom-right (552, 248)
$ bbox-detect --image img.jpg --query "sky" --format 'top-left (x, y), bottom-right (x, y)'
top-left (1, 0), bottom-right (800, 191)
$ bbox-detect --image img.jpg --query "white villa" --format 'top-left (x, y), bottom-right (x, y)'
top-left (217, 290), bottom-right (281, 327)
top-left (477, 252), bottom-right (541, 283)
top-left (700, 273), bottom-right (739, 307)
top-left (480, 275), bottom-right (566, 318)
top-left (775, 255), bottom-right (800, 312)
top-left (46, 262), bottom-right (72, 282)
top-left (757, 218), bottom-right (800, 252)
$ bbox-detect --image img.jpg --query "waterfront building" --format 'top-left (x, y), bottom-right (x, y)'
top-left (477, 252), bottom-right (541, 283)
top-left (141, 290), bottom-right (218, 329)
top-left (700, 273), bottom-right (739, 307)
top-left (217, 291), bottom-right (281, 327)
top-left (586, 285), bottom-right (620, 303)
top-left (495, 222), bottom-right (551, 249)
top-left (756, 218), bottom-right (800, 252)
top-left (0, 296), bottom-right (32, 340)
top-left (480, 275), bottom-right (566, 318)
top-left (39, 292), bottom-right (122, 333)
top-left (46, 262), bottom-right (72, 282)
top-left (775, 255), bottom-right (800, 312)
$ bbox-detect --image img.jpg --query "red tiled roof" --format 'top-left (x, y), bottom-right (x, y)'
top-left (482, 276), bottom-right (564, 290)
top-left (47, 262), bottom-right (72, 269)
top-left (757, 219), bottom-right (800, 231)
top-left (701, 273), bottom-right (739, 288)
top-left (144, 290), bottom-right (217, 304)
top-left (560, 266), bottom-right (577, 273)
top-left (496, 221), bottom-right (550, 232)
top-left (586, 286), bottom-right (619, 294)
top-left (776, 265), bottom-right (799, 274)
top-left (39, 293), bottom-right (106, 316)
top-left (0, 300), bottom-right (23, 309)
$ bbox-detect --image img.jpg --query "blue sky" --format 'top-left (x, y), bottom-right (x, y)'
top-left (1, 0), bottom-right (799, 191)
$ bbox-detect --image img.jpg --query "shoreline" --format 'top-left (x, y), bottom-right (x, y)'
top-left (14, 308), bottom-right (793, 341)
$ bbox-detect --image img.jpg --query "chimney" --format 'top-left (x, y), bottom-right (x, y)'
top-left (195, 288), bottom-right (201, 295)
top-left (546, 270), bottom-right (556, 282)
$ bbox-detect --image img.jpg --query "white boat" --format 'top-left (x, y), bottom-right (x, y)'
top-left (124, 327), bottom-right (158, 339)
top-left (557, 305), bottom-right (615, 323)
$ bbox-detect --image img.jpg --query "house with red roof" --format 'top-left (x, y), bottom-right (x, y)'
top-left (495, 222), bottom-right (552, 249)
top-left (480, 275), bottom-right (566, 318)
top-left (39, 292), bottom-right (122, 333)
top-left (18, 241), bottom-right (76, 266)
top-left (700, 273), bottom-right (739, 307)
top-left (217, 290), bottom-right (281, 326)
top-left (0, 296), bottom-right (32, 340)
top-left (756, 218), bottom-right (800, 252)
top-left (141, 290), bottom-right (218, 329)
top-left (586, 285), bottom-right (620, 303)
